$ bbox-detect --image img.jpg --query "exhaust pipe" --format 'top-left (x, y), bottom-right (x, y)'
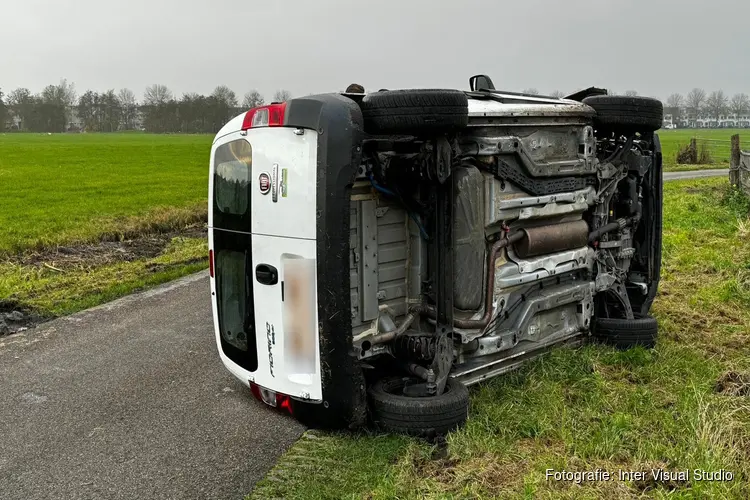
top-left (515, 220), bottom-right (589, 259)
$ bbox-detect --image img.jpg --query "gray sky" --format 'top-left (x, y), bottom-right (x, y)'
top-left (1, 0), bottom-right (748, 102)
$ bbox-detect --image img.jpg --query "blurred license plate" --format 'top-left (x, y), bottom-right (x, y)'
top-left (282, 257), bottom-right (317, 377)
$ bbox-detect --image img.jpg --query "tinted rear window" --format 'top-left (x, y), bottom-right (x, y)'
top-left (213, 229), bottom-right (258, 372)
top-left (213, 139), bottom-right (252, 231)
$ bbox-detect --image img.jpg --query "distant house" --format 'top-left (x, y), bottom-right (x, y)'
top-left (671, 108), bottom-right (750, 129)
top-left (67, 108), bottom-right (82, 131)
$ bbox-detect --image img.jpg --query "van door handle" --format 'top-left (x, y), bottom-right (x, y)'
top-left (255, 264), bottom-right (278, 285)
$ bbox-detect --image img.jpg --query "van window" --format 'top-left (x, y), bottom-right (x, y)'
top-left (216, 250), bottom-right (249, 352)
top-left (213, 139), bottom-right (252, 231)
top-left (213, 229), bottom-right (258, 372)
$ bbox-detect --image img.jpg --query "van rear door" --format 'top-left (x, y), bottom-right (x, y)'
top-left (208, 127), bottom-right (322, 402)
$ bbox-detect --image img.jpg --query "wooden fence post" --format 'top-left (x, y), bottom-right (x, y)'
top-left (730, 134), bottom-right (740, 187)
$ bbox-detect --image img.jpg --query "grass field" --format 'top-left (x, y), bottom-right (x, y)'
top-left (0, 133), bottom-right (212, 320)
top-left (0, 133), bottom-right (212, 253)
top-left (659, 129), bottom-right (749, 172)
top-left (250, 178), bottom-right (750, 500)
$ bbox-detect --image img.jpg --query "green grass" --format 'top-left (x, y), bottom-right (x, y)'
top-left (0, 133), bottom-right (212, 254)
top-left (251, 177), bottom-right (750, 500)
top-left (0, 133), bottom-right (212, 319)
top-left (658, 129), bottom-right (749, 172)
top-left (0, 237), bottom-right (207, 317)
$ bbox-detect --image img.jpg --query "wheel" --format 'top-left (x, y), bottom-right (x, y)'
top-left (593, 315), bottom-right (658, 349)
top-left (582, 95), bottom-right (663, 133)
top-left (360, 89), bottom-right (469, 135)
top-left (368, 376), bottom-right (469, 436)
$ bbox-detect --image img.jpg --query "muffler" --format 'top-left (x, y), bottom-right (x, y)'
top-left (514, 220), bottom-right (589, 259)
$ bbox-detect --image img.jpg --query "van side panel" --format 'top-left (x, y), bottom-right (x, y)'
top-left (284, 94), bottom-right (367, 428)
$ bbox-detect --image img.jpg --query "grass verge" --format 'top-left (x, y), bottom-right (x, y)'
top-left (0, 235), bottom-right (207, 320)
top-left (250, 177), bottom-right (750, 500)
top-left (0, 133), bottom-right (210, 326)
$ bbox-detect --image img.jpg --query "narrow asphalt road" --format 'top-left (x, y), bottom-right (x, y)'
top-left (0, 272), bottom-right (304, 500)
top-left (663, 168), bottom-right (728, 181)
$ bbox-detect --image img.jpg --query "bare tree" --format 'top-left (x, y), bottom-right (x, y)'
top-left (705, 90), bottom-right (728, 120)
top-left (0, 89), bottom-right (7, 131)
top-left (242, 90), bottom-right (265, 108)
top-left (522, 88), bottom-right (539, 95)
top-left (77, 90), bottom-right (99, 131)
top-left (39, 78), bottom-right (77, 108)
top-left (624, 90), bottom-right (638, 97)
top-left (549, 90), bottom-right (565, 98)
top-left (730, 93), bottom-right (750, 118)
top-left (666, 93), bottom-right (684, 110)
top-left (7, 88), bottom-right (35, 130)
top-left (273, 89), bottom-right (292, 102)
top-left (40, 79), bottom-right (77, 131)
top-left (686, 88), bottom-right (706, 117)
top-left (118, 88), bottom-right (138, 130)
top-left (143, 85), bottom-right (176, 133)
top-left (211, 85), bottom-right (238, 107)
top-left (143, 84), bottom-right (173, 105)
top-left (100, 90), bottom-right (122, 132)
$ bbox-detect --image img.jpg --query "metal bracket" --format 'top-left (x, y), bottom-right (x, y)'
top-left (434, 136), bottom-right (452, 184)
top-left (430, 333), bottom-right (453, 395)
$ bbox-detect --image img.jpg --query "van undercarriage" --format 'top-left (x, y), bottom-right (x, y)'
top-left (209, 80), bottom-right (663, 435)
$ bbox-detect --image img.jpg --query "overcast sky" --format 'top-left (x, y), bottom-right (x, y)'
top-left (1, 0), bottom-right (747, 102)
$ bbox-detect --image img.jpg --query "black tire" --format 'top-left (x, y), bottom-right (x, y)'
top-left (360, 89), bottom-right (469, 135)
top-left (582, 95), bottom-right (663, 133)
top-left (593, 315), bottom-right (658, 349)
top-left (368, 376), bottom-right (469, 436)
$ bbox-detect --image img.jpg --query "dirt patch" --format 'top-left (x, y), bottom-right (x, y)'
top-left (715, 371), bottom-right (750, 396)
top-left (0, 299), bottom-right (44, 336)
top-left (10, 224), bottom-right (206, 271)
top-left (631, 461), bottom-right (691, 493)
top-left (407, 450), bottom-right (529, 497)
top-left (0, 223), bottom-right (207, 336)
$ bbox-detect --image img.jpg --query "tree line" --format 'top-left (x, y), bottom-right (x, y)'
top-left (3, 81), bottom-right (749, 133)
top-left (663, 89), bottom-right (750, 121)
top-left (521, 88), bottom-right (750, 122)
top-left (0, 80), bottom-right (293, 133)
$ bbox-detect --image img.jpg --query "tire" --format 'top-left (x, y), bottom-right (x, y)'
top-left (368, 376), bottom-right (469, 436)
top-left (582, 95), bottom-right (663, 133)
top-left (360, 89), bottom-right (469, 135)
top-left (593, 315), bottom-right (658, 349)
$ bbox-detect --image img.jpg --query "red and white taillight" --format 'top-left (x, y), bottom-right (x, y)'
top-left (241, 102), bottom-right (287, 130)
top-left (250, 382), bottom-right (293, 414)
top-left (208, 249), bottom-right (214, 278)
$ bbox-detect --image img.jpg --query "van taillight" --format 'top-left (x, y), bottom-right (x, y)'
top-left (249, 382), bottom-right (293, 414)
top-left (209, 249), bottom-right (214, 278)
top-left (241, 102), bottom-right (287, 130)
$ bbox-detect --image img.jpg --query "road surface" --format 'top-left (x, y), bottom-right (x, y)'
top-left (0, 272), bottom-right (304, 500)
top-left (663, 168), bottom-right (728, 181)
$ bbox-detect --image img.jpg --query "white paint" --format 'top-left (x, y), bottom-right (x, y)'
top-left (20, 392), bottom-right (48, 404)
top-left (247, 127), bottom-right (318, 239)
top-left (251, 235), bottom-right (322, 400)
